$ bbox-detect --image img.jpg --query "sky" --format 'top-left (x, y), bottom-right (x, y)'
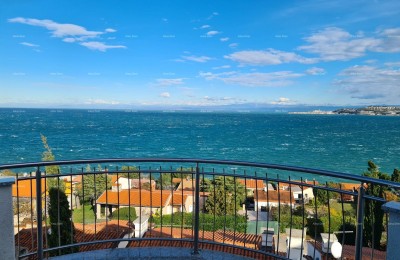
top-left (1, 0), bottom-right (400, 109)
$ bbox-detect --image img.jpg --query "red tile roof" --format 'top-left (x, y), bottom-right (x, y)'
top-left (307, 240), bottom-right (386, 260)
top-left (255, 190), bottom-right (294, 203)
top-left (96, 189), bottom-right (171, 207)
top-left (238, 179), bottom-right (265, 189)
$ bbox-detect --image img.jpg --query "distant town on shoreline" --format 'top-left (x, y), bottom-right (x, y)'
top-left (290, 106), bottom-right (400, 116)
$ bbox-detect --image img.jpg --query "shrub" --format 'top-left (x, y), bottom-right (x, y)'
top-left (336, 222), bottom-right (356, 245)
top-left (110, 207), bottom-right (137, 221)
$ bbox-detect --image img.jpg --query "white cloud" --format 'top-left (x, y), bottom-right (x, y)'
top-left (62, 38), bottom-right (76, 43)
top-left (229, 43), bottom-right (239, 48)
top-left (385, 61), bottom-right (400, 67)
top-left (220, 37), bottom-right (229, 42)
top-left (156, 78), bottom-right (185, 86)
top-left (212, 65), bottom-right (231, 70)
top-left (200, 25), bottom-right (210, 29)
top-left (306, 67), bottom-right (326, 75)
top-left (206, 30), bottom-right (220, 36)
top-left (298, 27), bottom-right (381, 61)
top-left (334, 65), bottom-right (400, 101)
top-left (160, 92), bottom-right (171, 98)
top-left (20, 42), bottom-right (39, 47)
top-left (372, 28), bottom-right (400, 53)
top-left (8, 17), bottom-right (125, 52)
top-left (271, 97), bottom-right (296, 105)
top-left (8, 17), bottom-right (103, 38)
top-left (225, 49), bottom-right (316, 66)
top-left (105, 28), bottom-right (117, 33)
top-left (200, 71), bottom-right (303, 87)
top-left (80, 41), bottom-right (126, 52)
top-left (181, 55), bottom-right (212, 63)
top-left (85, 99), bottom-right (120, 105)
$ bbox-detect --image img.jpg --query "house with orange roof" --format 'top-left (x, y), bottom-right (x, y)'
top-left (238, 179), bottom-right (265, 194)
top-left (95, 189), bottom-right (193, 219)
top-left (11, 178), bottom-right (47, 218)
top-left (254, 190), bottom-right (296, 211)
top-left (111, 176), bottom-right (156, 191)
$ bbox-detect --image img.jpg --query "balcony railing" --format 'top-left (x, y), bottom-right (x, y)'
top-left (0, 158), bottom-right (400, 260)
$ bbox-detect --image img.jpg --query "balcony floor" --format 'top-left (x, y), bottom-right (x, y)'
top-left (50, 247), bottom-right (254, 260)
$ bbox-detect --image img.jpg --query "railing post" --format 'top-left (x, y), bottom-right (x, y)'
top-left (36, 167), bottom-right (43, 260)
top-left (382, 201), bottom-right (400, 260)
top-left (355, 184), bottom-right (365, 260)
top-left (193, 162), bottom-right (200, 255)
top-left (0, 176), bottom-right (16, 260)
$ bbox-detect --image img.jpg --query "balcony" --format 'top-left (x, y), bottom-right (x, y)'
top-left (1, 158), bottom-right (400, 260)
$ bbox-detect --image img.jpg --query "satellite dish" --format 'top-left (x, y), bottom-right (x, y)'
top-left (331, 241), bottom-right (342, 258)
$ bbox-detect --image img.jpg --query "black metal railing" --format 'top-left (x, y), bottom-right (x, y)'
top-left (1, 158), bottom-right (400, 260)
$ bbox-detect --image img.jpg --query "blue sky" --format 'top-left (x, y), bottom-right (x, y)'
top-left (1, 0), bottom-right (400, 108)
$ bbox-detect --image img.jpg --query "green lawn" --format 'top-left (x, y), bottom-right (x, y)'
top-left (72, 205), bottom-right (97, 224)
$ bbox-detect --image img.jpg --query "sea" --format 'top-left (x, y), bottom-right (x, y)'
top-left (0, 108), bottom-right (399, 177)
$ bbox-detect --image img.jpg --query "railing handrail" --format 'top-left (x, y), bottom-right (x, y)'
top-left (2, 158), bottom-right (400, 188)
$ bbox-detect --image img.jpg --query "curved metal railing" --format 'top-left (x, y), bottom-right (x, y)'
top-left (1, 158), bottom-right (399, 260)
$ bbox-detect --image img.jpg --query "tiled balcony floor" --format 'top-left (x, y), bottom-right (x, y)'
top-left (51, 247), bottom-right (254, 260)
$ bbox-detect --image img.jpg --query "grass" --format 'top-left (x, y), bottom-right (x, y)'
top-left (72, 205), bottom-right (97, 224)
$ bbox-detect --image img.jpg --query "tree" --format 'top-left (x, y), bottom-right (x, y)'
top-left (363, 161), bottom-right (386, 249)
top-left (392, 169), bottom-right (400, 182)
top-left (118, 166), bottom-right (140, 179)
top-left (156, 173), bottom-right (174, 190)
top-left (41, 134), bottom-right (64, 190)
top-left (172, 167), bottom-right (193, 179)
top-left (77, 165), bottom-right (111, 204)
top-left (48, 187), bottom-right (76, 256)
top-left (205, 176), bottom-right (245, 215)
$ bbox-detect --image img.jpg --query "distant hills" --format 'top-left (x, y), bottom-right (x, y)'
top-left (333, 106), bottom-right (400, 116)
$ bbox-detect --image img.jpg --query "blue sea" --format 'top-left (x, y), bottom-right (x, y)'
top-left (0, 108), bottom-right (399, 175)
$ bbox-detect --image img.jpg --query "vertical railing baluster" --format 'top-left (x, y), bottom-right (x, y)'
top-left (355, 183), bottom-right (365, 260)
top-left (300, 178), bottom-right (305, 259)
top-left (36, 166), bottom-right (43, 260)
top-left (327, 182), bottom-right (331, 260)
top-left (312, 180), bottom-right (318, 260)
top-left (288, 177), bottom-right (292, 258)
top-left (57, 170), bottom-right (61, 256)
top-left (193, 162), bottom-right (200, 255)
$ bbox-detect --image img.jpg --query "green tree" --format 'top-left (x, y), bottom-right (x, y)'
top-left (156, 173), bottom-right (174, 190)
top-left (172, 167), bottom-right (193, 179)
top-left (118, 165), bottom-right (140, 179)
top-left (363, 161), bottom-right (386, 249)
top-left (48, 187), bottom-right (76, 256)
top-left (205, 176), bottom-right (245, 215)
top-left (41, 134), bottom-right (64, 190)
top-left (77, 165), bottom-right (111, 203)
top-left (392, 169), bottom-right (400, 182)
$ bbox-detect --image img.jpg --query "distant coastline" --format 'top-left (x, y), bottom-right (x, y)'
top-left (289, 106), bottom-right (400, 116)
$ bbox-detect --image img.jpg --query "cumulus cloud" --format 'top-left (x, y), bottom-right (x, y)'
top-left (200, 25), bottom-right (210, 29)
top-left (306, 67), bottom-right (326, 75)
top-left (229, 43), bottom-right (239, 48)
top-left (181, 55), bottom-right (212, 63)
top-left (225, 49), bottom-right (316, 66)
top-left (372, 28), bottom-right (400, 53)
top-left (199, 71), bottom-right (303, 87)
top-left (80, 41), bottom-right (126, 52)
top-left (20, 42), bottom-right (39, 47)
top-left (156, 78), bottom-right (185, 86)
top-left (299, 27), bottom-right (381, 61)
top-left (220, 37), bottom-right (229, 42)
top-left (334, 65), bottom-right (400, 101)
top-left (160, 92), bottom-right (171, 98)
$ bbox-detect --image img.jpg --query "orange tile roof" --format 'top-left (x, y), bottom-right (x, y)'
top-left (238, 179), bottom-right (265, 189)
top-left (12, 178), bottom-right (46, 198)
top-left (171, 193), bottom-right (189, 205)
top-left (255, 190), bottom-right (294, 203)
top-left (307, 240), bottom-right (386, 260)
top-left (339, 182), bottom-right (361, 191)
top-left (96, 189), bottom-right (171, 207)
